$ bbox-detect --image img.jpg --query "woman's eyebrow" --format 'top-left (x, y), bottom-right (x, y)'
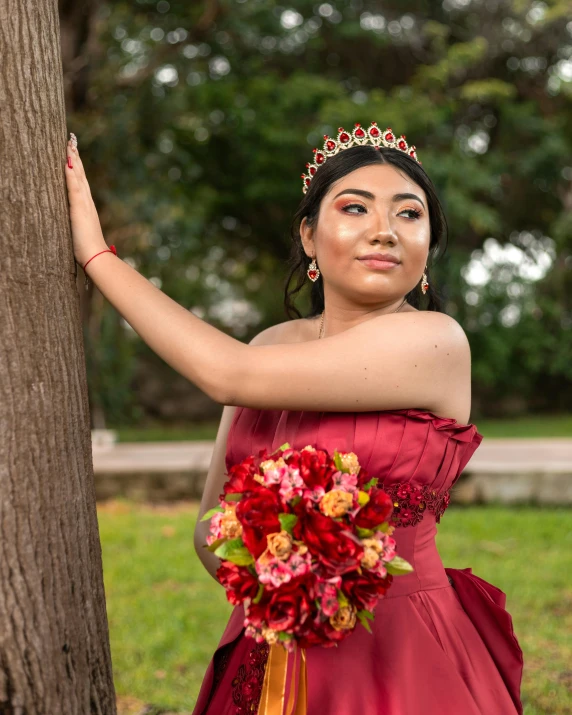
top-left (332, 188), bottom-right (426, 210)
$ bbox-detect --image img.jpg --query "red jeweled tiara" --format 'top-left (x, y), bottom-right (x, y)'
top-left (301, 121), bottom-right (420, 194)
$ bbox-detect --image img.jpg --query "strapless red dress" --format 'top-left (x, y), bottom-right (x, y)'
top-left (192, 408), bottom-right (524, 715)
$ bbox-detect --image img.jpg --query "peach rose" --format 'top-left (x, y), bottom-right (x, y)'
top-left (320, 489), bottom-right (354, 518)
top-left (340, 451), bottom-right (361, 475)
top-left (361, 546), bottom-right (380, 569)
top-left (362, 537), bottom-right (383, 554)
top-left (329, 604), bottom-right (357, 631)
top-left (220, 504), bottom-right (243, 539)
top-left (266, 530), bottom-right (293, 560)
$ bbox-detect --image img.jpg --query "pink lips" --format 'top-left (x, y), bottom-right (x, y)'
top-left (358, 253), bottom-right (400, 270)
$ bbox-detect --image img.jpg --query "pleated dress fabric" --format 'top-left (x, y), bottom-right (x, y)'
top-left (192, 408), bottom-right (524, 715)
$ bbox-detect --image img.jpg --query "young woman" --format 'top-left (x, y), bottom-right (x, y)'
top-left (66, 123), bottom-right (523, 715)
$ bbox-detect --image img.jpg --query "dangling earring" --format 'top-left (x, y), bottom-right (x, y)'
top-left (307, 257), bottom-right (320, 282)
top-left (421, 265), bottom-right (429, 294)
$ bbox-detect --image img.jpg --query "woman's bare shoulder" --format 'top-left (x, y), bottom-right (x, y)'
top-left (248, 317), bottom-right (319, 346)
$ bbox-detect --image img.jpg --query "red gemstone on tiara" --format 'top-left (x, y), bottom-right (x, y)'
top-left (309, 166), bottom-right (317, 175)
top-left (385, 132), bottom-right (395, 142)
top-left (339, 132), bottom-right (351, 143)
top-left (315, 152), bottom-right (325, 164)
top-left (355, 127), bottom-right (365, 138)
top-left (304, 177), bottom-right (311, 186)
top-left (398, 139), bottom-right (407, 150)
top-left (369, 127), bottom-right (380, 138)
top-left (326, 140), bottom-right (336, 151)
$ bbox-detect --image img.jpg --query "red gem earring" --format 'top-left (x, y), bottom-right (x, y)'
top-left (307, 257), bottom-right (320, 282)
top-left (421, 265), bottom-right (429, 294)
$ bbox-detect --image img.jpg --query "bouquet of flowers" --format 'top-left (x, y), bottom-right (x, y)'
top-left (202, 443), bottom-right (413, 651)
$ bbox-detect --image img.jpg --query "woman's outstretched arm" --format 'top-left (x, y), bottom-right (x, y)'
top-left (66, 139), bottom-right (471, 419)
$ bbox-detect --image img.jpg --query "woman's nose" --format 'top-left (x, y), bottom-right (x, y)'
top-left (370, 210), bottom-right (397, 242)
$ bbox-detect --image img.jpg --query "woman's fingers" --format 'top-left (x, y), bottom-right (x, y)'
top-left (65, 135), bottom-right (92, 197)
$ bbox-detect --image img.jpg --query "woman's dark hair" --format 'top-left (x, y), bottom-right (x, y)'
top-left (283, 145), bottom-right (448, 319)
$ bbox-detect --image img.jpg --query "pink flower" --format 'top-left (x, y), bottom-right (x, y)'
top-left (369, 560), bottom-right (388, 578)
top-left (303, 486), bottom-right (326, 503)
top-left (206, 511), bottom-right (223, 544)
top-left (381, 534), bottom-right (397, 561)
top-left (332, 470), bottom-right (358, 494)
top-left (315, 576), bottom-right (341, 617)
top-left (279, 467), bottom-right (305, 502)
top-left (288, 551), bottom-right (311, 578)
top-left (262, 464), bottom-right (288, 486)
top-left (256, 556), bottom-right (293, 588)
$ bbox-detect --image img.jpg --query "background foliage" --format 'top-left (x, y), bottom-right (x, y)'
top-left (66, 0), bottom-right (572, 423)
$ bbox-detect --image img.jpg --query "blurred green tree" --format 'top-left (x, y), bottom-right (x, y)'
top-left (65, 0), bottom-right (572, 421)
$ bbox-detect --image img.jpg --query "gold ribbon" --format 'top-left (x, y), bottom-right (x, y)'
top-left (257, 643), bottom-right (307, 715)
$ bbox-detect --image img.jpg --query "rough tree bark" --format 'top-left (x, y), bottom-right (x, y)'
top-left (0, 1), bottom-right (116, 712)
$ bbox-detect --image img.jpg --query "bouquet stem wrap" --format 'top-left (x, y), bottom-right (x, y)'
top-left (257, 644), bottom-right (307, 715)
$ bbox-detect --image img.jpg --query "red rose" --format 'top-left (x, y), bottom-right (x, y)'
top-left (298, 449), bottom-right (336, 492)
top-left (294, 509), bottom-right (363, 576)
top-left (297, 612), bottom-right (348, 648)
top-left (265, 578), bottom-right (314, 633)
top-left (236, 489), bottom-right (281, 558)
top-left (223, 457), bottom-right (261, 496)
top-left (354, 487), bottom-right (393, 530)
top-left (341, 570), bottom-right (393, 611)
top-left (245, 596), bottom-right (270, 630)
top-left (216, 562), bottom-right (260, 605)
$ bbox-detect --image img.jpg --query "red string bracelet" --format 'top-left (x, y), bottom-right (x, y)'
top-left (82, 245), bottom-right (117, 290)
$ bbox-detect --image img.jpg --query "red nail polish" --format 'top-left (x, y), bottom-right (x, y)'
top-left (67, 156), bottom-right (73, 169)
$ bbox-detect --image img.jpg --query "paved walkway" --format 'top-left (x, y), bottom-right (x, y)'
top-left (92, 438), bottom-right (572, 474)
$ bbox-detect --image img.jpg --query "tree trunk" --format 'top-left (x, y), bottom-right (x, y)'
top-left (0, 1), bottom-right (116, 712)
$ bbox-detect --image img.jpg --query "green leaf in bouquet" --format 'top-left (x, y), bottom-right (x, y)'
top-left (290, 496), bottom-right (302, 507)
top-left (361, 609), bottom-right (375, 621)
top-left (278, 631), bottom-right (292, 642)
top-left (252, 583), bottom-right (265, 605)
top-left (200, 505), bottom-right (225, 522)
top-left (224, 492), bottom-right (243, 502)
top-left (333, 450), bottom-right (346, 472)
top-left (215, 537), bottom-right (254, 566)
top-left (206, 537), bottom-right (227, 552)
top-left (357, 610), bottom-right (373, 633)
top-left (386, 555), bottom-right (414, 575)
top-left (277, 442), bottom-right (291, 452)
top-left (361, 477), bottom-right (378, 491)
top-left (337, 590), bottom-right (350, 608)
top-left (377, 521), bottom-right (392, 533)
top-left (278, 513), bottom-right (298, 534)
top-left (356, 526), bottom-right (374, 539)
top-left (357, 490), bottom-right (370, 507)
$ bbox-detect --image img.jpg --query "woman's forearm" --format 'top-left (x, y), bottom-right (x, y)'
top-left (84, 249), bottom-right (243, 403)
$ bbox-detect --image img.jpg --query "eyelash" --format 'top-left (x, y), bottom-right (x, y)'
top-left (341, 203), bottom-right (422, 220)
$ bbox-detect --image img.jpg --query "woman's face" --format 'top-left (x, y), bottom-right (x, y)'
top-left (300, 163), bottom-right (431, 305)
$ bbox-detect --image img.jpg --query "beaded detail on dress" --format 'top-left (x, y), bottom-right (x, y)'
top-left (379, 481), bottom-right (451, 528)
top-left (231, 640), bottom-right (270, 714)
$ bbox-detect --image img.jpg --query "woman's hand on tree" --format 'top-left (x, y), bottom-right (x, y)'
top-left (65, 135), bottom-right (108, 267)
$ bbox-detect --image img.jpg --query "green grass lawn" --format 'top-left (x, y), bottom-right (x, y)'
top-left (111, 412), bottom-right (572, 442)
top-left (98, 501), bottom-right (572, 715)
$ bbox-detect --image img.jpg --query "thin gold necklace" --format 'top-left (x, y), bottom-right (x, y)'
top-left (318, 298), bottom-right (408, 339)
